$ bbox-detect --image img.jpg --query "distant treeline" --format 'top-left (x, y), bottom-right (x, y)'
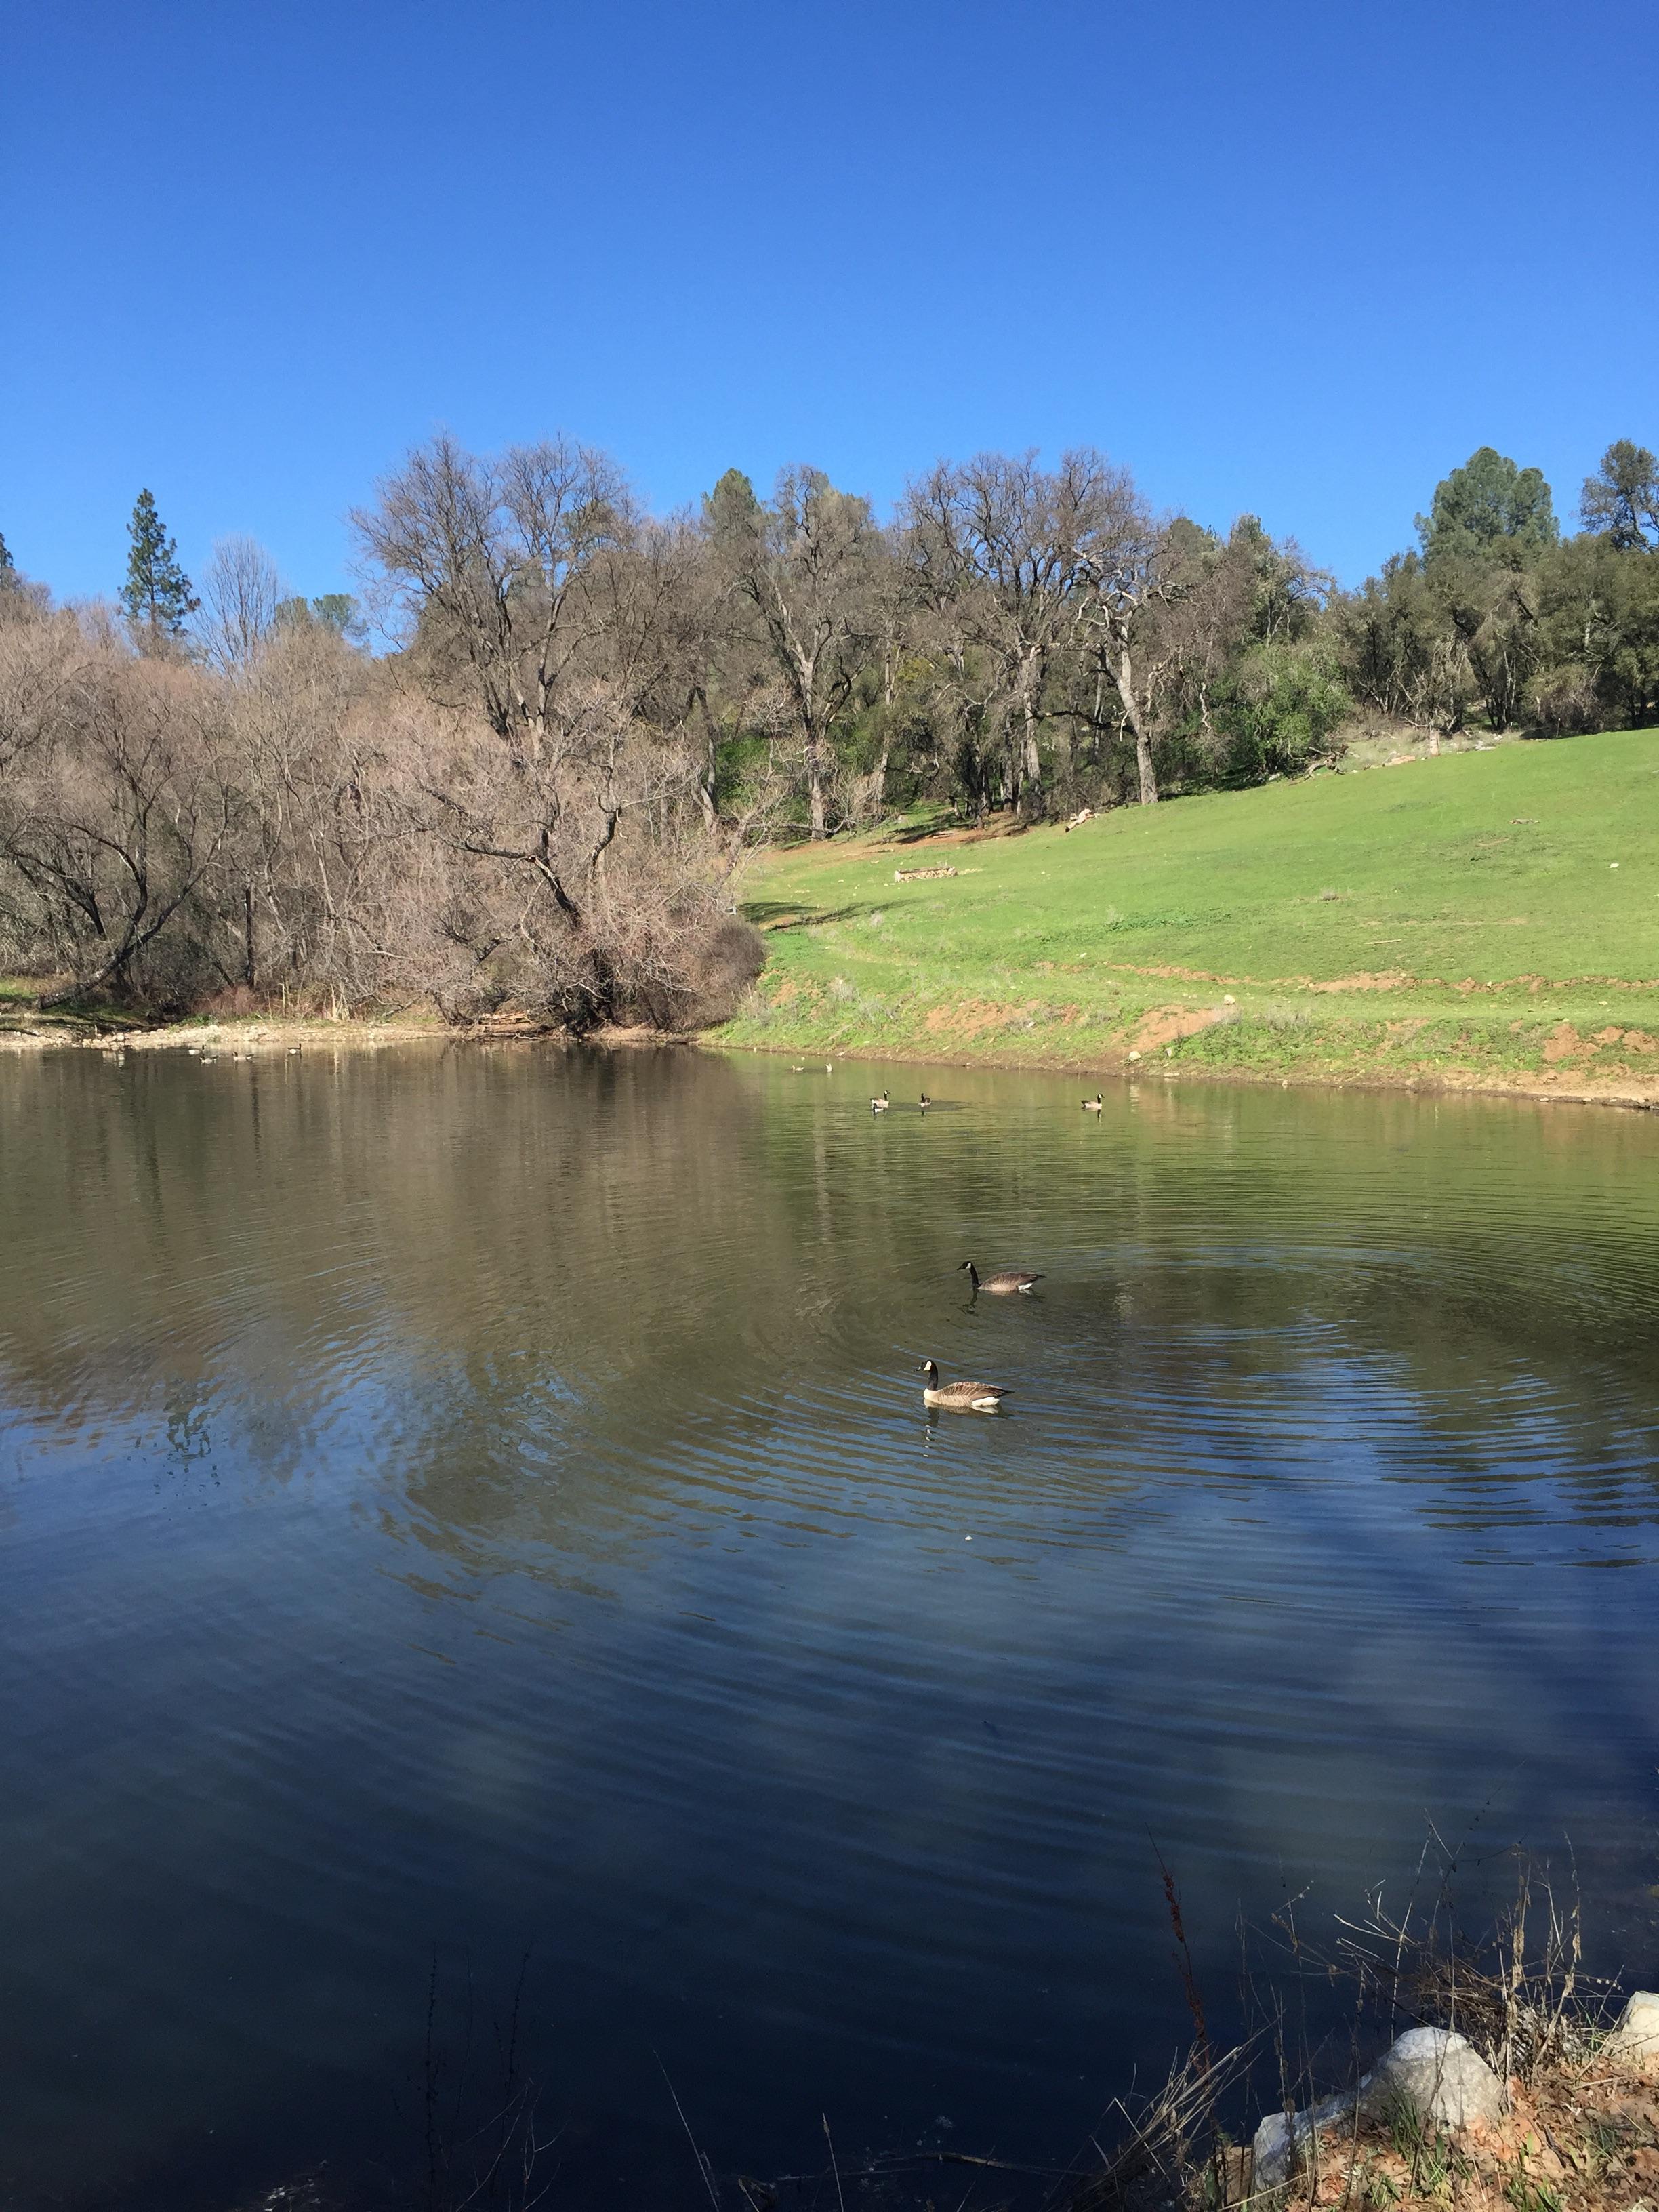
top-left (1, 434), bottom-right (1654, 1022)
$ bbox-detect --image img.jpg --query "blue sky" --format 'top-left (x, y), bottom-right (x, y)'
top-left (3, 0), bottom-right (1654, 604)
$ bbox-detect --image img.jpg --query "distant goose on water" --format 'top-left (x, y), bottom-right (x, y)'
top-left (920, 1360), bottom-right (1010, 1414)
top-left (1082, 1093), bottom-right (1105, 1113)
top-left (918, 1092), bottom-right (933, 1111)
top-left (960, 1260), bottom-right (1043, 1296)
top-left (871, 1091), bottom-right (890, 1113)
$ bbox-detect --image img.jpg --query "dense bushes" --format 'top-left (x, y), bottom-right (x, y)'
top-left (0, 591), bottom-right (757, 1027)
top-left (1331, 443), bottom-right (1659, 743)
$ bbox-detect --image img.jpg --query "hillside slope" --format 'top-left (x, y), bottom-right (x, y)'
top-left (718, 728), bottom-right (1659, 1101)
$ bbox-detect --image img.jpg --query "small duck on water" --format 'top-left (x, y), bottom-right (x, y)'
top-left (920, 1360), bottom-right (1010, 1414)
top-left (960, 1260), bottom-right (1043, 1296)
top-left (1082, 1092), bottom-right (1104, 1113)
top-left (871, 1091), bottom-right (890, 1113)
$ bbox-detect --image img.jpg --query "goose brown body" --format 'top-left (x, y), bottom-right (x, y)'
top-left (960, 1261), bottom-right (1042, 1295)
top-left (919, 1359), bottom-right (1009, 1412)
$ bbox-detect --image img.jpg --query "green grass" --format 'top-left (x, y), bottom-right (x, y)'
top-left (718, 728), bottom-right (1659, 1097)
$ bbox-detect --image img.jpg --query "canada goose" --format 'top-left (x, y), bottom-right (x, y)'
top-left (871, 1091), bottom-right (890, 1113)
top-left (920, 1359), bottom-right (1009, 1413)
top-left (918, 1092), bottom-right (933, 1111)
top-left (1082, 1093), bottom-right (1104, 1113)
top-left (960, 1260), bottom-right (1043, 1296)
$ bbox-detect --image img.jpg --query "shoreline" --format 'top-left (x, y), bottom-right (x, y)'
top-left (706, 1029), bottom-right (1659, 1110)
top-left (5, 1004), bottom-right (1659, 1110)
top-left (0, 1008), bottom-right (697, 1057)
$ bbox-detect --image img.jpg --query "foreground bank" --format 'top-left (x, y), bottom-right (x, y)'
top-left (717, 726), bottom-right (1659, 1107)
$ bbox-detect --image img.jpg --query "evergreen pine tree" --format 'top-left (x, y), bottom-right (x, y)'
top-left (702, 467), bottom-right (761, 554)
top-left (0, 528), bottom-right (14, 573)
top-left (1580, 440), bottom-right (1659, 550)
top-left (1416, 448), bottom-right (1557, 565)
top-left (121, 489), bottom-right (199, 643)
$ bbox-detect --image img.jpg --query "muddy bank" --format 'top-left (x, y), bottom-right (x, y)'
top-left (0, 1010), bottom-right (698, 1057)
top-left (710, 1029), bottom-right (1659, 1112)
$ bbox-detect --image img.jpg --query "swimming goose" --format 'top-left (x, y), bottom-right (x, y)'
top-left (1082, 1093), bottom-right (1104, 1113)
top-left (920, 1359), bottom-right (1009, 1413)
top-left (918, 1092), bottom-right (933, 1112)
top-left (960, 1261), bottom-right (1043, 1296)
top-left (871, 1091), bottom-right (890, 1113)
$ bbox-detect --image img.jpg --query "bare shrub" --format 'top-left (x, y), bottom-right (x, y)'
top-left (0, 464), bottom-right (758, 1032)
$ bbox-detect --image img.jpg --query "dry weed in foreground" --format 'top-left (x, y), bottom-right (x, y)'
top-left (1098, 1856), bottom-right (1647, 2212)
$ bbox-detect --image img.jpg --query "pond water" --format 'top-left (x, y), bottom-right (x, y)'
top-left (3, 1045), bottom-right (1659, 2210)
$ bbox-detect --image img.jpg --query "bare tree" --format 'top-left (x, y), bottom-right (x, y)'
top-left (903, 449), bottom-right (1124, 817)
top-left (860, 525), bottom-right (917, 819)
top-left (1070, 466), bottom-right (1179, 805)
top-left (2, 651), bottom-right (243, 1004)
top-left (197, 535), bottom-right (283, 675)
top-left (714, 466), bottom-right (876, 841)
top-left (352, 432), bottom-right (633, 768)
top-left (351, 436), bottom-right (745, 1025)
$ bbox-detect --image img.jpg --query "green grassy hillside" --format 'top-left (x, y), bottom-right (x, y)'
top-left (718, 729), bottom-right (1659, 1098)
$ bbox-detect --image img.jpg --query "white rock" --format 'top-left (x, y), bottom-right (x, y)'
top-left (1251, 2110), bottom-right (1296, 2189)
top-left (1252, 2090), bottom-right (1352, 2188)
top-left (1605, 1991), bottom-right (1659, 2074)
top-left (1367, 2027), bottom-right (1502, 2131)
top-left (1250, 2028), bottom-right (1502, 2189)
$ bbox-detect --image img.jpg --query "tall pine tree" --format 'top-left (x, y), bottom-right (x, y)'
top-left (121, 489), bottom-right (199, 644)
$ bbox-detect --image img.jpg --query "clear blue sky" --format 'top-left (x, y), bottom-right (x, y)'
top-left (4, 0), bottom-right (1654, 604)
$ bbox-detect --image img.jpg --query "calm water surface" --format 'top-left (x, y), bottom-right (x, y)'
top-left (3, 1046), bottom-right (1659, 2209)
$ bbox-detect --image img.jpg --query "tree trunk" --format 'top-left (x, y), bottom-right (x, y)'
top-left (1119, 647), bottom-right (1158, 804)
top-left (806, 734), bottom-right (828, 840)
top-left (876, 639), bottom-right (895, 812)
top-left (243, 882), bottom-right (256, 989)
